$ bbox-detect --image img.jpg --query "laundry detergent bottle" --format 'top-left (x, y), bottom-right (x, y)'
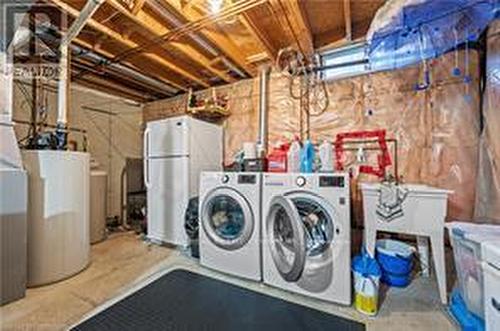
top-left (300, 140), bottom-right (315, 173)
top-left (287, 139), bottom-right (301, 173)
top-left (319, 140), bottom-right (334, 172)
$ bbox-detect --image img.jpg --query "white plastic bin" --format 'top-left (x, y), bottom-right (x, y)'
top-left (483, 262), bottom-right (500, 331)
top-left (446, 222), bottom-right (500, 319)
top-left (483, 242), bottom-right (500, 331)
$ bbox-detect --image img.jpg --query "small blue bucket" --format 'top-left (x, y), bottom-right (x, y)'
top-left (376, 239), bottom-right (415, 287)
top-left (381, 271), bottom-right (413, 287)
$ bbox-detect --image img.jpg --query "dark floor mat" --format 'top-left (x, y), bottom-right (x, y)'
top-left (72, 269), bottom-right (365, 331)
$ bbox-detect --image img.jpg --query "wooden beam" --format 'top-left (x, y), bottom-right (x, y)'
top-left (313, 25), bottom-right (347, 50)
top-left (160, 0), bottom-right (257, 76)
top-left (50, 0), bottom-right (209, 89)
top-left (76, 74), bottom-right (154, 102)
top-left (239, 13), bottom-right (278, 61)
top-left (131, 0), bottom-right (147, 15)
top-left (344, 0), bottom-right (352, 41)
top-left (316, 37), bottom-right (364, 54)
top-left (246, 52), bottom-right (268, 64)
top-left (106, 0), bottom-right (235, 83)
top-left (269, 0), bottom-right (314, 58)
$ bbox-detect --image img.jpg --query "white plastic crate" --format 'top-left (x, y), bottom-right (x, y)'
top-left (446, 222), bottom-right (500, 319)
top-left (483, 242), bottom-right (500, 331)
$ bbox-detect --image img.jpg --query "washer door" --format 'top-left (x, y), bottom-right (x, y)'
top-left (201, 187), bottom-right (254, 251)
top-left (287, 193), bottom-right (335, 257)
top-left (266, 196), bottom-right (306, 282)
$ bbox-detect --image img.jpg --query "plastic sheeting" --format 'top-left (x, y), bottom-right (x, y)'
top-left (143, 50), bottom-right (480, 222)
top-left (475, 20), bottom-right (500, 224)
top-left (267, 50), bottom-right (480, 222)
top-left (367, 0), bottom-right (500, 71)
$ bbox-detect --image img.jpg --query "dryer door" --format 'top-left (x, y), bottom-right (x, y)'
top-left (266, 195), bottom-right (306, 282)
top-left (201, 187), bottom-right (254, 251)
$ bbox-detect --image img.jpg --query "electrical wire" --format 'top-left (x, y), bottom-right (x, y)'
top-left (275, 47), bottom-right (330, 139)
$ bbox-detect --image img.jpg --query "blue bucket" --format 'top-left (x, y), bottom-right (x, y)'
top-left (376, 239), bottom-right (415, 287)
top-left (381, 271), bottom-right (413, 288)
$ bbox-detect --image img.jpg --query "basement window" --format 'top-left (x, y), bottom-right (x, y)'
top-left (321, 43), bottom-right (370, 81)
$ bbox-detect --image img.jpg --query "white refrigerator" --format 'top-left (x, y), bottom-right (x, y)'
top-left (144, 116), bottom-right (223, 246)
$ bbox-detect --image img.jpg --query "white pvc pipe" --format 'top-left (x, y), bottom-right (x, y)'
top-left (56, 45), bottom-right (70, 125)
top-left (61, 0), bottom-right (105, 46)
top-left (257, 66), bottom-right (270, 156)
top-left (57, 0), bottom-right (105, 126)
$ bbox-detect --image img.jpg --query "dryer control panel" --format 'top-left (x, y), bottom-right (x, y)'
top-left (319, 176), bottom-right (345, 188)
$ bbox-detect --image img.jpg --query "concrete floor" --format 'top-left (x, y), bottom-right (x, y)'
top-left (0, 232), bottom-right (457, 331)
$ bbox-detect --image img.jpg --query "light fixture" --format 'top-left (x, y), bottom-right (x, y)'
top-left (209, 0), bottom-right (223, 14)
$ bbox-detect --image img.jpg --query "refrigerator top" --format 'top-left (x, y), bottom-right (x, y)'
top-left (145, 116), bottom-right (190, 157)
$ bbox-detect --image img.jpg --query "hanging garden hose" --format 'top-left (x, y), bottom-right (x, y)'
top-left (276, 47), bottom-right (329, 139)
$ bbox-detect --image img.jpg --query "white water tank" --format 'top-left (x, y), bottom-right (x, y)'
top-left (90, 170), bottom-right (107, 244)
top-left (23, 150), bottom-right (90, 287)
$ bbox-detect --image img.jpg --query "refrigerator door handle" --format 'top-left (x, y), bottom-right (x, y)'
top-left (144, 128), bottom-right (151, 189)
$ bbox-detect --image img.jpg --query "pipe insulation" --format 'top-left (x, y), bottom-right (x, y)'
top-left (257, 66), bottom-right (270, 156)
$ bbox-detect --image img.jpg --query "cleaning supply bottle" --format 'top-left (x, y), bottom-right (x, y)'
top-left (287, 139), bottom-right (301, 173)
top-left (300, 140), bottom-right (315, 173)
top-left (352, 251), bottom-right (382, 316)
top-left (319, 140), bottom-right (334, 172)
top-left (268, 142), bottom-right (289, 173)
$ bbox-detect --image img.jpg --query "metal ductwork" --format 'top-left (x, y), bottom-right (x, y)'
top-left (257, 66), bottom-right (270, 156)
top-left (35, 26), bottom-right (179, 97)
top-left (70, 45), bottom-right (179, 95)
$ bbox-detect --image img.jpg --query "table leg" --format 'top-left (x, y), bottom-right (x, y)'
top-left (417, 236), bottom-right (430, 277)
top-left (364, 225), bottom-right (377, 258)
top-left (430, 232), bottom-right (447, 305)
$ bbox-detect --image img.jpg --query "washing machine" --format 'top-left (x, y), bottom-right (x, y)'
top-left (199, 172), bottom-right (262, 281)
top-left (262, 173), bottom-right (351, 305)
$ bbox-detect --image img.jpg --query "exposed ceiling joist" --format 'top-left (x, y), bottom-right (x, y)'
top-left (344, 0), bottom-right (352, 41)
top-left (131, 0), bottom-right (148, 15)
top-left (72, 37), bottom-right (180, 94)
top-left (269, 0), bottom-right (314, 58)
top-left (160, 0), bottom-right (258, 76)
top-left (36, 0), bottom-right (385, 102)
top-left (239, 13), bottom-right (278, 62)
top-left (51, 0), bottom-right (209, 89)
top-left (77, 73), bottom-right (152, 102)
top-left (106, 0), bottom-right (235, 83)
